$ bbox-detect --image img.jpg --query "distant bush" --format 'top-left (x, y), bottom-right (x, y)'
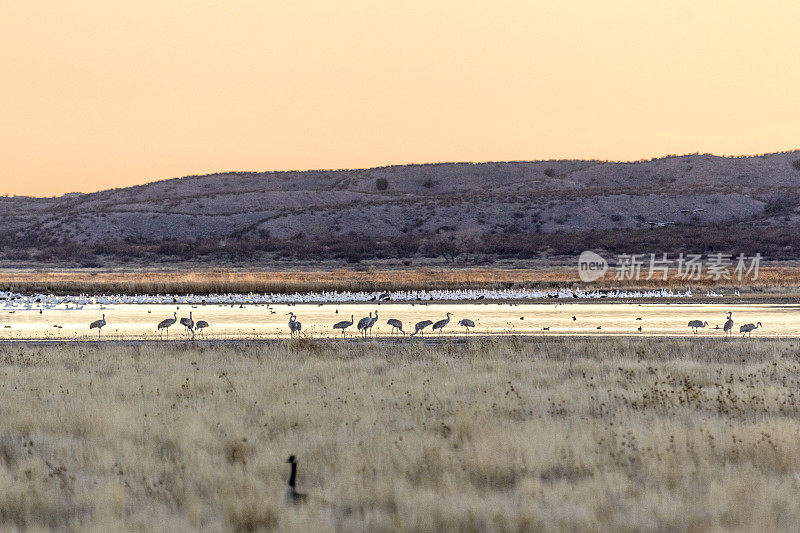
top-left (375, 178), bottom-right (388, 191)
top-left (543, 167), bottom-right (556, 177)
top-left (793, 159), bottom-right (800, 171)
top-left (764, 193), bottom-right (799, 216)
top-left (422, 178), bottom-right (434, 189)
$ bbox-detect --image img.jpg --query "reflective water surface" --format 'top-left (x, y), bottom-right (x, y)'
top-left (0, 302), bottom-right (797, 340)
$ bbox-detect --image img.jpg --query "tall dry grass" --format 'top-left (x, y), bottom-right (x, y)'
top-left (3, 266), bottom-right (800, 295)
top-left (1, 338), bottom-right (800, 530)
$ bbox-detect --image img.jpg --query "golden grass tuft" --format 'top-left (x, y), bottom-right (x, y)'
top-left (0, 338), bottom-right (799, 529)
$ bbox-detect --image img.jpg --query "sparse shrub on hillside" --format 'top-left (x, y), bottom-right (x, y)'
top-left (610, 214), bottom-right (623, 222)
top-left (543, 167), bottom-right (556, 177)
top-left (422, 178), bottom-right (434, 189)
top-left (793, 159), bottom-right (800, 171)
top-left (375, 178), bottom-right (388, 191)
top-left (764, 193), bottom-right (799, 216)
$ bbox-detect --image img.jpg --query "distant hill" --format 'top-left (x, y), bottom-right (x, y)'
top-left (3, 151), bottom-right (800, 265)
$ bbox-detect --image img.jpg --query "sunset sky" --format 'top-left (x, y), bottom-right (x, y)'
top-left (3, 1), bottom-right (800, 197)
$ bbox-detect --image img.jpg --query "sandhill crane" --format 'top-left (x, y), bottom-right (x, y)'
top-left (458, 318), bottom-right (475, 334)
top-left (739, 322), bottom-right (762, 337)
top-left (333, 315), bottom-right (354, 337)
top-left (89, 314), bottom-right (106, 339)
top-left (432, 313), bottom-right (452, 335)
top-left (195, 320), bottom-right (209, 336)
top-left (357, 312), bottom-right (372, 338)
top-left (387, 318), bottom-right (404, 335)
top-left (179, 312), bottom-right (194, 337)
top-left (287, 313), bottom-right (301, 337)
top-left (687, 320), bottom-right (708, 334)
top-left (411, 320), bottom-right (433, 336)
top-left (723, 312), bottom-right (734, 336)
top-left (368, 311), bottom-right (379, 336)
top-left (158, 313), bottom-right (178, 338)
top-left (285, 455), bottom-right (307, 505)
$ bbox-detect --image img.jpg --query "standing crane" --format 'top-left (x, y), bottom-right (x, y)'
top-left (180, 312), bottom-right (194, 337)
top-left (411, 320), bottom-right (433, 336)
top-left (432, 313), bottom-right (452, 335)
top-left (287, 312), bottom-right (301, 337)
top-left (387, 318), bottom-right (404, 335)
top-left (723, 312), bottom-right (734, 336)
top-left (158, 312), bottom-right (178, 338)
top-left (739, 322), bottom-right (762, 337)
top-left (687, 320), bottom-right (708, 334)
top-left (368, 311), bottom-right (379, 336)
top-left (333, 315), bottom-right (354, 337)
top-left (195, 320), bottom-right (209, 336)
top-left (89, 314), bottom-right (106, 339)
top-left (357, 312), bottom-right (373, 338)
top-left (458, 318), bottom-right (475, 334)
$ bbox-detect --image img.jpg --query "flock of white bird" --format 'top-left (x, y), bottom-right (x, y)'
top-left (0, 287), bottom-right (696, 312)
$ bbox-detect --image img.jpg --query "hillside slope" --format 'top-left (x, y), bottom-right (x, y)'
top-left (3, 152), bottom-right (800, 264)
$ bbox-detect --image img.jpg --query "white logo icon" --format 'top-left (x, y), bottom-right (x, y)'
top-left (578, 251), bottom-right (608, 282)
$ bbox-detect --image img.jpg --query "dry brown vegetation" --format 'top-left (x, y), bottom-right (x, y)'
top-left (4, 266), bottom-right (800, 296)
top-left (2, 338), bottom-right (800, 530)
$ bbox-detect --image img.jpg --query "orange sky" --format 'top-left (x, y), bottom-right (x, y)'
top-left (2, 1), bottom-right (800, 197)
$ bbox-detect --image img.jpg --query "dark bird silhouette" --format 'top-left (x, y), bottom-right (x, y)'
top-left (285, 455), bottom-right (308, 505)
top-left (739, 322), bottom-right (762, 337)
top-left (357, 312), bottom-right (373, 338)
top-left (158, 312), bottom-right (178, 338)
top-left (723, 312), bottom-right (734, 336)
top-left (387, 318), bottom-right (404, 335)
top-left (432, 313), bottom-right (452, 335)
top-left (687, 320), bottom-right (708, 334)
top-left (368, 311), bottom-right (379, 336)
top-left (287, 312), bottom-right (302, 337)
top-left (89, 314), bottom-right (106, 339)
top-left (411, 320), bottom-right (433, 336)
top-left (458, 318), bottom-right (475, 334)
top-left (179, 312), bottom-right (194, 337)
top-left (195, 320), bottom-right (209, 336)
top-left (333, 315), bottom-right (354, 337)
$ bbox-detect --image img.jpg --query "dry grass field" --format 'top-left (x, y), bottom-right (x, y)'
top-left (2, 338), bottom-right (800, 530)
top-left (4, 266), bottom-right (800, 295)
